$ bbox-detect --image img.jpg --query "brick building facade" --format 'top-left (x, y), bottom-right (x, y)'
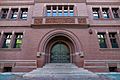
top-left (0, 0), bottom-right (120, 72)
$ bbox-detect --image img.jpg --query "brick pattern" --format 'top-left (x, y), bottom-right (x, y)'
top-left (0, 60), bottom-right (37, 72)
top-left (45, 17), bottom-right (75, 24)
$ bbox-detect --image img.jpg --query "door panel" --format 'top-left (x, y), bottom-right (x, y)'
top-left (51, 43), bottom-right (70, 63)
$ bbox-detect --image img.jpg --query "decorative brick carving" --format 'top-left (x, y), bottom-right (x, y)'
top-left (78, 18), bottom-right (87, 24)
top-left (45, 17), bottom-right (75, 24)
top-left (35, 0), bottom-right (85, 3)
top-left (34, 18), bottom-right (43, 25)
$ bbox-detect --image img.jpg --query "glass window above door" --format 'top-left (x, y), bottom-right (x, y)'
top-left (46, 5), bottom-right (74, 16)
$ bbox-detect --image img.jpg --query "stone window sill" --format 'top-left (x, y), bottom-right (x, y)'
top-left (93, 18), bottom-right (120, 20)
top-left (0, 48), bottom-right (21, 51)
top-left (0, 19), bottom-right (27, 21)
top-left (99, 48), bottom-right (120, 51)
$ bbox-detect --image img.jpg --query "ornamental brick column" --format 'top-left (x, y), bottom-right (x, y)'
top-left (75, 52), bottom-right (84, 67)
top-left (117, 31), bottom-right (120, 48)
top-left (0, 31), bottom-right (4, 48)
top-left (106, 31), bottom-right (112, 48)
top-left (37, 52), bottom-right (45, 68)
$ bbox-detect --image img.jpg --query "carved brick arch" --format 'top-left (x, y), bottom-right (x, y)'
top-left (38, 29), bottom-right (84, 53)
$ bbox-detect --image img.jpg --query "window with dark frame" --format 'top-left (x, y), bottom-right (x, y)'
top-left (109, 33), bottom-right (119, 48)
top-left (64, 6), bottom-right (68, 16)
top-left (0, 8), bottom-right (9, 19)
top-left (109, 67), bottom-right (118, 72)
top-left (97, 33), bottom-right (107, 48)
top-left (2, 33), bottom-right (12, 48)
top-left (20, 8), bottom-right (28, 20)
top-left (10, 8), bottom-right (18, 19)
top-left (47, 6), bottom-right (51, 16)
top-left (58, 6), bottom-right (62, 16)
top-left (112, 8), bottom-right (119, 18)
top-left (46, 5), bottom-right (74, 16)
top-left (69, 6), bottom-right (74, 16)
top-left (3, 67), bottom-right (12, 72)
top-left (14, 33), bottom-right (23, 48)
top-left (52, 6), bottom-right (57, 16)
top-left (92, 8), bottom-right (100, 19)
top-left (102, 8), bottom-right (110, 19)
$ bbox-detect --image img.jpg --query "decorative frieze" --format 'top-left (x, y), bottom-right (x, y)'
top-left (33, 17), bottom-right (87, 25)
top-left (35, 0), bottom-right (86, 3)
top-left (45, 17), bottom-right (75, 24)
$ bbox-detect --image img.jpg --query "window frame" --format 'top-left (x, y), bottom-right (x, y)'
top-left (92, 8), bottom-right (100, 19)
top-left (2, 33), bottom-right (12, 48)
top-left (97, 33), bottom-right (107, 48)
top-left (109, 32), bottom-right (119, 48)
top-left (0, 8), bottom-right (9, 19)
top-left (112, 8), bottom-right (120, 19)
top-left (10, 8), bottom-right (18, 19)
top-left (46, 5), bottom-right (74, 17)
top-left (102, 8), bottom-right (110, 19)
top-left (13, 33), bottom-right (23, 48)
top-left (20, 8), bottom-right (28, 20)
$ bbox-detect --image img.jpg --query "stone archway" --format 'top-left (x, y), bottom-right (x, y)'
top-left (37, 29), bottom-right (84, 67)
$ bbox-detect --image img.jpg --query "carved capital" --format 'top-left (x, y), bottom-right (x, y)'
top-left (34, 18), bottom-right (43, 25)
top-left (78, 18), bottom-right (86, 24)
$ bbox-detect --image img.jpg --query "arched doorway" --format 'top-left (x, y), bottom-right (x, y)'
top-left (50, 42), bottom-right (70, 63)
top-left (37, 30), bottom-right (84, 67)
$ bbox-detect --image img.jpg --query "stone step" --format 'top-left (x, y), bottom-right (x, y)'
top-left (28, 69), bottom-right (93, 74)
top-left (23, 63), bottom-right (99, 79)
top-left (43, 63), bottom-right (78, 68)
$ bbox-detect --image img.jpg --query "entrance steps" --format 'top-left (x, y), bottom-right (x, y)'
top-left (23, 63), bottom-right (107, 80)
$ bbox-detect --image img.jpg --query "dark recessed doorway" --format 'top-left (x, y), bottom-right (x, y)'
top-left (50, 42), bottom-right (70, 63)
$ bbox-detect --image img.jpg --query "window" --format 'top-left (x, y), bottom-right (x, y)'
top-left (20, 8), bottom-right (28, 20)
top-left (109, 67), bottom-right (117, 72)
top-left (64, 6), bottom-right (68, 16)
top-left (47, 6), bottom-right (51, 16)
top-left (109, 33), bottom-right (119, 48)
top-left (46, 5), bottom-right (74, 16)
top-left (58, 6), bottom-right (62, 16)
top-left (3, 67), bottom-right (12, 72)
top-left (14, 33), bottom-right (23, 48)
top-left (69, 6), bottom-right (74, 16)
top-left (10, 8), bottom-right (18, 19)
top-left (1, 32), bottom-right (23, 49)
top-left (0, 8), bottom-right (28, 20)
top-left (102, 8), bottom-right (110, 19)
top-left (2, 33), bottom-right (12, 48)
top-left (52, 6), bottom-right (57, 16)
top-left (0, 8), bottom-right (9, 19)
top-left (92, 8), bottom-right (100, 19)
top-left (112, 8), bottom-right (119, 18)
top-left (98, 33), bottom-right (107, 48)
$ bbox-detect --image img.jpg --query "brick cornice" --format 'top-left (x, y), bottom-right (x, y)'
top-left (35, 0), bottom-right (86, 3)
top-left (89, 25), bottom-right (120, 27)
top-left (86, 1), bottom-right (120, 5)
top-left (0, 0), bottom-right (34, 6)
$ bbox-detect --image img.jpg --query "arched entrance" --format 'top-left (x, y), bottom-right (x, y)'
top-left (37, 29), bottom-right (84, 67)
top-left (51, 41), bottom-right (70, 63)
